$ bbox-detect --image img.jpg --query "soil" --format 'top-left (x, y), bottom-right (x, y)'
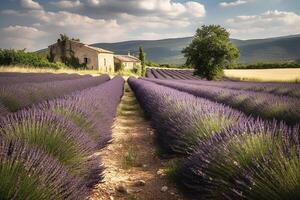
top-left (90, 83), bottom-right (188, 200)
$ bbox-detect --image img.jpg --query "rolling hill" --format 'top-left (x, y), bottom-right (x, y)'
top-left (91, 34), bottom-right (300, 64)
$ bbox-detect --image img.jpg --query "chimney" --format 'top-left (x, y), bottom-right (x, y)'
top-left (128, 51), bottom-right (130, 56)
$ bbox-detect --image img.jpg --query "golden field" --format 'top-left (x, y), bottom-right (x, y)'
top-left (224, 68), bottom-right (300, 82)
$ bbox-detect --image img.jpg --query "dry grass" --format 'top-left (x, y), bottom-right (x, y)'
top-left (0, 65), bottom-right (106, 76)
top-left (224, 68), bottom-right (300, 82)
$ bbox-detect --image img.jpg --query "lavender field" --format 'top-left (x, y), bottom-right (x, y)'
top-left (0, 69), bottom-right (299, 199)
top-left (0, 72), bottom-right (124, 199)
top-left (129, 68), bottom-right (300, 199)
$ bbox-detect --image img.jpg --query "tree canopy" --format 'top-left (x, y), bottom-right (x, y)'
top-left (182, 25), bottom-right (240, 80)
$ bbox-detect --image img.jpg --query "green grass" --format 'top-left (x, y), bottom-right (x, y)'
top-left (52, 107), bottom-right (98, 141)
top-left (0, 162), bottom-right (54, 200)
top-left (166, 160), bottom-right (180, 182)
top-left (3, 118), bottom-right (87, 176)
top-left (185, 115), bottom-right (233, 150)
top-left (203, 133), bottom-right (300, 199)
top-left (121, 137), bottom-right (137, 169)
top-left (0, 95), bottom-right (21, 112)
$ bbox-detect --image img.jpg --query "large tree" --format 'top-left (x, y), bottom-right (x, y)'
top-left (182, 25), bottom-right (239, 80)
top-left (139, 46), bottom-right (146, 76)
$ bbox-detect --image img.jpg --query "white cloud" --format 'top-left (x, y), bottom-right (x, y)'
top-left (185, 1), bottom-right (206, 17)
top-left (220, 0), bottom-right (247, 8)
top-left (83, 0), bottom-right (205, 19)
top-left (51, 0), bottom-right (83, 9)
top-left (20, 0), bottom-right (43, 10)
top-left (86, 0), bottom-right (102, 6)
top-left (226, 10), bottom-right (300, 39)
top-left (0, 25), bottom-right (46, 50)
top-left (1, 0), bottom-right (205, 50)
top-left (1, 10), bottom-right (124, 50)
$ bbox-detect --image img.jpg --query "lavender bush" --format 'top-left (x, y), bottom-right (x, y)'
top-left (39, 75), bottom-right (125, 148)
top-left (178, 120), bottom-right (300, 200)
top-left (145, 69), bottom-right (155, 78)
top-left (0, 76), bottom-right (124, 198)
top-left (128, 77), bottom-right (246, 155)
top-left (0, 109), bottom-right (101, 187)
top-left (0, 72), bottom-right (88, 85)
top-left (176, 79), bottom-right (300, 98)
top-left (129, 76), bottom-right (300, 199)
top-left (0, 138), bottom-right (88, 200)
top-left (150, 69), bottom-right (300, 98)
top-left (144, 78), bottom-right (300, 125)
top-left (0, 74), bottom-right (110, 115)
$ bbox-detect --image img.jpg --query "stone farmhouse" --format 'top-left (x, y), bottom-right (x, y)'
top-left (114, 54), bottom-right (141, 70)
top-left (48, 40), bottom-right (141, 72)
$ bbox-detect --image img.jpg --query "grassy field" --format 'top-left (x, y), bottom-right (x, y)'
top-left (224, 68), bottom-right (300, 82)
top-left (0, 65), bottom-right (104, 75)
top-left (0, 65), bottom-right (140, 78)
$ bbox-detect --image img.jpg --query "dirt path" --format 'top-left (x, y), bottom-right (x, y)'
top-left (90, 83), bottom-right (188, 200)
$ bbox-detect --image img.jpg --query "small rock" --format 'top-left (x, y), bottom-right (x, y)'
top-left (115, 184), bottom-right (128, 194)
top-left (142, 164), bottom-right (148, 168)
top-left (131, 189), bottom-right (142, 193)
top-left (108, 188), bottom-right (115, 195)
top-left (134, 180), bottom-right (146, 187)
top-left (109, 196), bottom-right (114, 200)
top-left (107, 146), bottom-right (113, 151)
top-left (170, 192), bottom-right (175, 195)
top-left (157, 169), bottom-right (166, 176)
top-left (161, 186), bottom-right (168, 192)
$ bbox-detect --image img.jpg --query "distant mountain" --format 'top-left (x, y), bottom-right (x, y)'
top-left (91, 34), bottom-right (300, 64)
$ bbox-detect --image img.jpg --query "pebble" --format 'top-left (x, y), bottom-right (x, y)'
top-left (131, 189), bottom-right (142, 193)
top-left (157, 169), bottom-right (166, 176)
top-left (149, 131), bottom-right (154, 136)
top-left (115, 184), bottom-right (128, 194)
top-left (134, 180), bottom-right (146, 187)
top-left (109, 196), bottom-right (114, 200)
top-left (161, 186), bottom-right (168, 192)
top-left (142, 164), bottom-right (148, 168)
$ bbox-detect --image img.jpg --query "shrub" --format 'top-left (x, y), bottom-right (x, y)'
top-left (0, 110), bottom-right (100, 186)
top-left (0, 75), bottom-right (110, 115)
top-left (0, 138), bottom-right (88, 200)
top-left (178, 121), bottom-right (300, 200)
top-left (128, 77), bottom-right (246, 155)
top-left (0, 49), bottom-right (66, 69)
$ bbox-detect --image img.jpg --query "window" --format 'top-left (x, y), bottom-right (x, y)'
top-left (104, 58), bottom-right (106, 66)
top-left (84, 57), bottom-right (88, 64)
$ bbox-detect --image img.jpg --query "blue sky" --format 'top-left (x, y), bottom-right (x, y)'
top-left (1, 0), bottom-right (300, 51)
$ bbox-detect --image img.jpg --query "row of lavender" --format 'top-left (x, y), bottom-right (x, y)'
top-left (128, 77), bottom-right (300, 199)
top-left (0, 72), bottom-right (90, 85)
top-left (146, 68), bottom-right (198, 80)
top-left (0, 74), bottom-right (110, 116)
top-left (0, 76), bottom-right (124, 199)
top-left (144, 78), bottom-right (300, 125)
top-left (148, 68), bottom-right (300, 98)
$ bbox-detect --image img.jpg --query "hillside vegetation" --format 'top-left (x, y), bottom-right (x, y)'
top-left (92, 34), bottom-right (300, 64)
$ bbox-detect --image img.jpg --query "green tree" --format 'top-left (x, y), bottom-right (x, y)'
top-left (182, 25), bottom-right (240, 80)
top-left (139, 46), bottom-right (146, 76)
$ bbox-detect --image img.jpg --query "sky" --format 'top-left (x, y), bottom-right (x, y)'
top-left (0, 0), bottom-right (300, 51)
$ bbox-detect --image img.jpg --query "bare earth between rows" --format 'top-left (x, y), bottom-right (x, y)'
top-left (90, 85), bottom-right (187, 200)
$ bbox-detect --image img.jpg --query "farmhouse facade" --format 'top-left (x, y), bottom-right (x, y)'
top-left (114, 54), bottom-right (141, 70)
top-left (48, 40), bottom-right (114, 72)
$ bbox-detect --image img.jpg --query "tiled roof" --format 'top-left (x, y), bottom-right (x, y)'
top-left (114, 55), bottom-right (141, 62)
top-left (48, 40), bottom-right (113, 54)
top-left (85, 45), bottom-right (113, 54)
